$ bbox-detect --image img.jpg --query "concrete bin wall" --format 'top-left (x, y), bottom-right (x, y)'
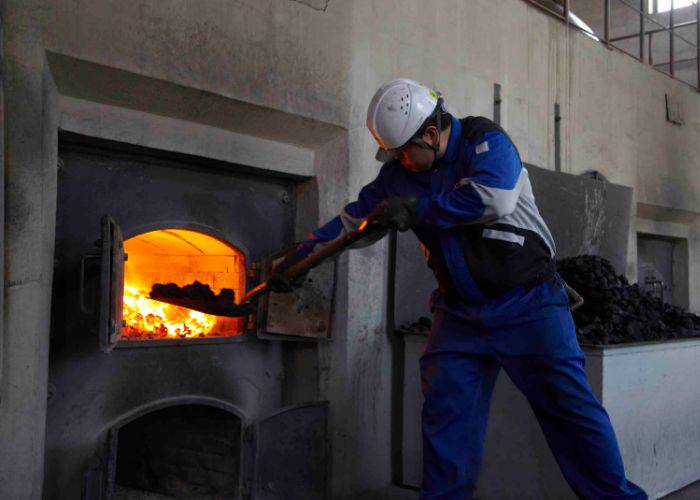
top-left (401, 334), bottom-right (700, 499)
top-left (588, 339), bottom-right (700, 498)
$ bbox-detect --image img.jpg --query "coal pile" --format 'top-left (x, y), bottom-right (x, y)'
top-left (150, 281), bottom-right (235, 305)
top-left (557, 255), bottom-right (700, 345)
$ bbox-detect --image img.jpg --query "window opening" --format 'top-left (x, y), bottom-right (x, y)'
top-left (650, 0), bottom-right (697, 14)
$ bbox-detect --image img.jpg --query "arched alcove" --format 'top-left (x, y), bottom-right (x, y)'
top-left (114, 404), bottom-right (242, 497)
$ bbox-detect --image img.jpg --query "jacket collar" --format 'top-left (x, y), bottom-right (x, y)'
top-left (440, 116), bottom-right (462, 164)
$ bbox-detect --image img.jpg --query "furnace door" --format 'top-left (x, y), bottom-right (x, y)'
top-left (256, 252), bottom-right (335, 341)
top-left (250, 402), bottom-right (329, 499)
top-left (88, 215), bottom-right (126, 353)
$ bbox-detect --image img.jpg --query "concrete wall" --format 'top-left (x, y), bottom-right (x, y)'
top-left (2, 0), bottom-right (700, 497)
top-left (1, 1), bottom-right (57, 498)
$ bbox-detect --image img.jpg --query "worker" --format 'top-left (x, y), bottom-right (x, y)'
top-left (270, 79), bottom-right (647, 500)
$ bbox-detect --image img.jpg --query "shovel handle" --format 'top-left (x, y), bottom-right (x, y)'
top-left (237, 213), bottom-right (385, 306)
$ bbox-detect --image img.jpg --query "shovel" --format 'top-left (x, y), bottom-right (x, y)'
top-left (150, 213), bottom-right (385, 317)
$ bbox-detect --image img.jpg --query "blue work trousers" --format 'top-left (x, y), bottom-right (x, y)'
top-left (420, 277), bottom-right (647, 500)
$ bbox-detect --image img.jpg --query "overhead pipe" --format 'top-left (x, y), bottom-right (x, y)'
top-left (670, 0), bottom-right (675, 76)
top-left (640, 0), bottom-right (646, 62)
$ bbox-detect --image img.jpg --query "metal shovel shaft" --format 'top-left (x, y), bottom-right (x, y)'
top-left (237, 214), bottom-right (384, 307)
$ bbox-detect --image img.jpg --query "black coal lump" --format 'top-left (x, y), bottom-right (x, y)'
top-left (150, 283), bottom-right (182, 298)
top-left (150, 281), bottom-right (224, 302)
top-left (215, 288), bottom-right (236, 304)
top-left (181, 281), bottom-right (216, 301)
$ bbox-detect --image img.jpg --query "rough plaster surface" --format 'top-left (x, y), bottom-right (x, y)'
top-left (59, 95), bottom-right (318, 177)
top-left (38, 0), bottom-right (700, 213)
top-left (0, 2), bottom-right (4, 406)
top-left (1, 1), bottom-right (57, 497)
top-left (289, 0), bottom-right (330, 12)
top-left (3, 0), bottom-right (700, 497)
top-left (46, 0), bottom-right (352, 127)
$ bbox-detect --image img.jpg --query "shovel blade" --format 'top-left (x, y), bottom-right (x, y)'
top-left (149, 296), bottom-right (253, 317)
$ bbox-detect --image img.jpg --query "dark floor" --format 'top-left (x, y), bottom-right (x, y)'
top-left (114, 485), bottom-right (227, 499)
top-left (661, 480), bottom-right (700, 499)
top-left (361, 481), bottom-right (700, 500)
top-left (116, 481), bottom-right (700, 499)
top-left (342, 485), bottom-right (419, 499)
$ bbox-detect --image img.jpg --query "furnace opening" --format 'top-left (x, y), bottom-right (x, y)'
top-left (114, 405), bottom-right (241, 497)
top-left (122, 229), bottom-right (246, 340)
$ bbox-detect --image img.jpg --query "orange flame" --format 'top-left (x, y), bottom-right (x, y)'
top-left (122, 284), bottom-right (216, 339)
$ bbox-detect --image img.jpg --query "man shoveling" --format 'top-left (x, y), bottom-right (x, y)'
top-left (269, 79), bottom-right (647, 500)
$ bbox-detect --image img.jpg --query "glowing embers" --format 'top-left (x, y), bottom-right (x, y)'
top-left (122, 229), bottom-right (246, 340)
top-left (122, 284), bottom-right (217, 338)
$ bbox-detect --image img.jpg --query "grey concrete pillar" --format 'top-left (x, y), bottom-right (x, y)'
top-left (0, 0), bottom-right (57, 497)
top-left (0, 0), bottom-right (5, 397)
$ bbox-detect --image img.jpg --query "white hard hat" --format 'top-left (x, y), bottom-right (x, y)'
top-left (366, 78), bottom-right (443, 153)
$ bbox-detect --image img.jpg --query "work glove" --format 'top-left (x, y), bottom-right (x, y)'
top-left (266, 245), bottom-right (311, 293)
top-left (373, 197), bottom-right (419, 232)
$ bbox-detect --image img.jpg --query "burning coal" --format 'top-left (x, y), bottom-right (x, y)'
top-left (122, 284), bottom-right (216, 339)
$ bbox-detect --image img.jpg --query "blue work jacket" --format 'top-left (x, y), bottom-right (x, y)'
top-left (301, 116), bottom-right (556, 306)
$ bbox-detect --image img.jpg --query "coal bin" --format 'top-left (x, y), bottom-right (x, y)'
top-left (557, 255), bottom-right (700, 345)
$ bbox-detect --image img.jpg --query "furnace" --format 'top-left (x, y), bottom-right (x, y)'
top-left (45, 135), bottom-right (332, 499)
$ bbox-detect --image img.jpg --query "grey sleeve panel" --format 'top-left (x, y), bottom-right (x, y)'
top-left (456, 168), bottom-right (526, 224)
top-left (495, 168), bottom-right (556, 258)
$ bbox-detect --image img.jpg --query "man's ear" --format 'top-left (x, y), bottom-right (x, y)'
top-left (424, 126), bottom-right (439, 146)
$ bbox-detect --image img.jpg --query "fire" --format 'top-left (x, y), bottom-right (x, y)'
top-left (120, 229), bottom-right (246, 340)
top-left (122, 284), bottom-right (216, 339)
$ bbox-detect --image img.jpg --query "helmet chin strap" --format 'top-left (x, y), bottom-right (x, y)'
top-left (410, 97), bottom-right (444, 169)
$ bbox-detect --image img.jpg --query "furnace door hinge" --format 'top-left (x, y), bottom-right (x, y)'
top-left (245, 263), bottom-right (261, 335)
